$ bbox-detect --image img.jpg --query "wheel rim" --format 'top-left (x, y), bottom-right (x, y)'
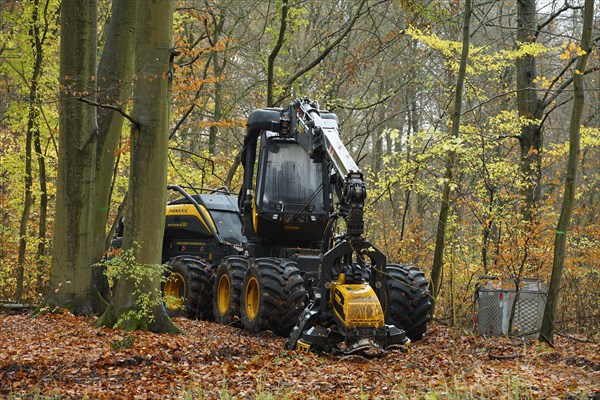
top-left (164, 272), bottom-right (186, 311)
top-left (245, 276), bottom-right (259, 320)
top-left (217, 274), bottom-right (231, 314)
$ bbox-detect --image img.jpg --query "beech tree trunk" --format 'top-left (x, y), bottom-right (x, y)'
top-left (98, 0), bottom-right (178, 332)
top-left (429, 0), bottom-right (471, 315)
top-left (39, 0), bottom-right (99, 314)
top-left (540, 0), bottom-right (594, 345)
top-left (91, 0), bottom-right (138, 301)
top-left (516, 0), bottom-right (543, 221)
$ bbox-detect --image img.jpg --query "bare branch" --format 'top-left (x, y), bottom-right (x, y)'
top-left (275, 0), bottom-right (368, 106)
top-left (535, 2), bottom-right (583, 40)
top-left (542, 65), bottom-right (600, 109)
top-left (169, 147), bottom-right (226, 183)
top-left (77, 96), bottom-right (139, 129)
top-left (169, 54), bottom-right (213, 140)
top-left (540, 97), bottom-right (572, 129)
top-left (330, 89), bottom-right (401, 111)
top-left (488, 352), bottom-right (520, 360)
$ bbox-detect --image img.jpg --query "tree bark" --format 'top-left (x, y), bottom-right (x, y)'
top-left (540, 0), bottom-right (594, 345)
top-left (14, 0), bottom-right (45, 301)
top-left (209, 53), bottom-right (222, 155)
top-left (34, 117), bottom-right (48, 296)
top-left (266, 0), bottom-right (288, 107)
top-left (516, 0), bottom-right (543, 221)
top-left (33, 0), bottom-right (51, 296)
top-left (429, 0), bottom-right (472, 315)
top-left (98, 0), bottom-right (178, 333)
top-left (39, 0), bottom-right (99, 314)
top-left (208, 8), bottom-right (225, 155)
top-left (91, 0), bottom-right (138, 303)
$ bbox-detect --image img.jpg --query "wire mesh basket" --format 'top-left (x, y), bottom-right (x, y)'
top-left (475, 276), bottom-right (548, 338)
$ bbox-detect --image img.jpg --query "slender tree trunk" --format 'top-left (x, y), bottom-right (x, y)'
top-left (15, 118), bottom-right (32, 302)
top-left (33, 0), bottom-right (49, 294)
top-left (481, 189), bottom-right (495, 273)
top-left (540, 0), bottom-right (593, 345)
top-left (267, 0), bottom-right (288, 107)
top-left (34, 123), bottom-right (47, 296)
top-left (400, 87), bottom-right (416, 240)
top-left (225, 150), bottom-right (242, 189)
top-left (38, 0), bottom-right (99, 315)
top-left (208, 10), bottom-right (225, 155)
top-left (91, 0), bottom-right (138, 304)
top-left (209, 56), bottom-right (222, 155)
top-left (373, 109), bottom-right (384, 173)
top-left (429, 0), bottom-right (471, 315)
top-left (14, 0), bottom-right (44, 301)
top-left (98, 0), bottom-right (178, 333)
top-left (33, 0), bottom-right (52, 299)
top-left (516, 0), bottom-right (543, 221)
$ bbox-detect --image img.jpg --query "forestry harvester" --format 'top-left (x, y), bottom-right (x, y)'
top-left (149, 98), bottom-right (432, 354)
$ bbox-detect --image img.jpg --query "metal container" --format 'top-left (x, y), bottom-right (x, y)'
top-left (475, 276), bottom-right (547, 338)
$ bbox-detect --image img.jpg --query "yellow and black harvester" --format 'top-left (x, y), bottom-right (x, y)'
top-left (159, 98), bottom-right (431, 354)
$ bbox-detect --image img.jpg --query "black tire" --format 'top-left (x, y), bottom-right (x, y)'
top-left (240, 258), bottom-right (306, 336)
top-left (163, 256), bottom-right (215, 320)
top-left (384, 264), bottom-right (432, 341)
top-left (213, 256), bottom-right (249, 325)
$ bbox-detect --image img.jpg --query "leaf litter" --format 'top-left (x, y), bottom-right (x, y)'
top-left (0, 311), bottom-right (598, 399)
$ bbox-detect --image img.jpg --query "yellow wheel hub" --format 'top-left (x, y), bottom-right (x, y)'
top-left (245, 276), bottom-right (259, 320)
top-left (164, 272), bottom-right (185, 311)
top-left (217, 274), bottom-right (231, 314)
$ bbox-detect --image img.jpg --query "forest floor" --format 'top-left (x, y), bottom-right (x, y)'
top-left (0, 310), bottom-right (598, 399)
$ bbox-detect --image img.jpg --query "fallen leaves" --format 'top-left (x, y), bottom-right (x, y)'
top-left (0, 312), bottom-right (598, 399)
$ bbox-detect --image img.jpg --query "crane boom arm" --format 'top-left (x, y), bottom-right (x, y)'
top-left (291, 98), bottom-right (366, 240)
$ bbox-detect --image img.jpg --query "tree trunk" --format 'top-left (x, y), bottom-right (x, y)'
top-left (373, 118), bottom-right (383, 174)
top-left (91, 0), bottom-right (138, 303)
top-left (34, 120), bottom-right (48, 296)
top-left (209, 54), bottom-right (222, 155)
top-left (400, 87), bottom-right (416, 240)
top-left (33, 0), bottom-right (50, 293)
top-left (98, 0), bottom-right (178, 333)
top-left (14, 0), bottom-right (45, 302)
top-left (15, 98), bottom-right (33, 301)
top-left (516, 0), bottom-right (543, 221)
top-left (208, 10), bottom-right (225, 155)
top-left (15, 118), bottom-right (32, 302)
top-left (39, 0), bottom-right (99, 315)
top-left (540, 0), bottom-right (593, 345)
top-left (429, 0), bottom-right (471, 315)
top-left (266, 0), bottom-right (288, 107)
